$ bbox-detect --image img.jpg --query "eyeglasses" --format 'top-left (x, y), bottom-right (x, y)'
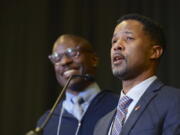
top-left (48, 47), bottom-right (92, 64)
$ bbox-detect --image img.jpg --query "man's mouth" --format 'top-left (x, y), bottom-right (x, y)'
top-left (112, 54), bottom-right (124, 65)
top-left (63, 69), bottom-right (81, 78)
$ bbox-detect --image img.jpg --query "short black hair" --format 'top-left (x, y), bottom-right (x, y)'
top-left (117, 13), bottom-right (166, 50)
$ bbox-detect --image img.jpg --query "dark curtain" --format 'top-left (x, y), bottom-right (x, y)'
top-left (1, 0), bottom-right (180, 135)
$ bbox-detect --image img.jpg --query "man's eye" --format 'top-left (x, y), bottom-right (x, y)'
top-left (112, 40), bottom-right (117, 44)
top-left (127, 37), bottom-right (134, 40)
top-left (69, 51), bottom-right (77, 57)
top-left (67, 50), bottom-right (79, 57)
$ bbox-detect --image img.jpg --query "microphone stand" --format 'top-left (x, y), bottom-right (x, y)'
top-left (25, 75), bottom-right (74, 135)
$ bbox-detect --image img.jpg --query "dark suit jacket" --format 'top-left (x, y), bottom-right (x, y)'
top-left (94, 79), bottom-right (180, 135)
top-left (37, 90), bottom-right (119, 135)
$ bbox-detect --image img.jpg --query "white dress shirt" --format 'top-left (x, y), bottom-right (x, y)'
top-left (108, 76), bottom-right (157, 135)
top-left (122, 76), bottom-right (157, 121)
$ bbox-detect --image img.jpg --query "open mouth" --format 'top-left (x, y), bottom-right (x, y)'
top-left (112, 54), bottom-right (124, 64)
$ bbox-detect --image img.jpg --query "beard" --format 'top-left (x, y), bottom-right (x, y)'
top-left (112, 64), bottom-right (143, 81)
top-left (112, 67), bottom-right (128, 80)
top-left (112, 60), bottom-right (133, 81)
top-left (58, 76), bottom-right (94, 92)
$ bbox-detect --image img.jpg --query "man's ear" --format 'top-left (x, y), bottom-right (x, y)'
top-left (150, 45), bottom-right (163, 60)
top-left (91, 54), bottom-right (99, 68)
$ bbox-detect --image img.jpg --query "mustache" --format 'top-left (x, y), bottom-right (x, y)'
top-left (112, 52), bottom-right (125, 59)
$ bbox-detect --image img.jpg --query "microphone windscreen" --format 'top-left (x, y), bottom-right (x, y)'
top-left (72, 74), bottom-right (95, 81)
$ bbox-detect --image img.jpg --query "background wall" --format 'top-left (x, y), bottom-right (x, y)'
top-left (1, 0), bottom-right (180, 135)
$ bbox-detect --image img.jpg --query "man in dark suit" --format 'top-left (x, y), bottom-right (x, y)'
top-left (94, 13), bottom-right (180, 135)
top-left (37, 34), bottom-right (119, 135)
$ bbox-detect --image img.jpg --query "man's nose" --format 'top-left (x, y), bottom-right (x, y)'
top-left (112, 40), bottom-right (125, 51)
top-left (58, 55), bottom-right (73, 66)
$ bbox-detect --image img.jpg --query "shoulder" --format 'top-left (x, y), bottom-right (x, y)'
top-left (156, 80), bottom-right (180, 96)
top-left (82, 90), bottom-right (118, 123)
top-left (150, 80), bottom-right (180, 107)
top-left (87, 90), bottom-right (119, 112)
top-left (94, 90), bottom-right (119, 103)
top-left (98, 90), bottom-right (119, 98)
top-left (37, 111), bottom-right (49, 127)
top-left (162, 85), bottom-right (180, 93)
top-left (37, 102), bottom-right (63, 126)
top-left (159, 84), bottom-right (180, 101)
top-left (149, 79), bottom-right (180, 97)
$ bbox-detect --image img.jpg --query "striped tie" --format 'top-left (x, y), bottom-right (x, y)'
top-left (111, 96), bottom-right (133, 135)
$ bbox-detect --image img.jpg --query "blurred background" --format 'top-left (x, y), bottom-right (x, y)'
top-left (1, 0), bottom-right (180, 135)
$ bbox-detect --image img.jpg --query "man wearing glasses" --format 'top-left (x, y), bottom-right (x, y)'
top-left (37, 34), bottom-right (119, 135)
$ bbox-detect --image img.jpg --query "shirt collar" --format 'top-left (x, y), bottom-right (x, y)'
top-left (121, 76), bottom-right (157, 102)
top-left (65, 82), bottom-right (101, 103)
top-left (63, 82), bottom-right (101, 120)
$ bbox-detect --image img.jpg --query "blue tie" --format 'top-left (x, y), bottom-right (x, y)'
top-left (111, 95), bottom-right (133, 135)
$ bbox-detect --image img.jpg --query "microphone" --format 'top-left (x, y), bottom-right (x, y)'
top-left (72, 74), bottom-right (94, 81)
top-left (25, 74), bottom-right (94, 135)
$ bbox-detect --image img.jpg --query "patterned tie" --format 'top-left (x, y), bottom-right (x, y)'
top-left (111, 95), bottom-right (133, 135)
top-left (72, 97), bottom-right (84, 120)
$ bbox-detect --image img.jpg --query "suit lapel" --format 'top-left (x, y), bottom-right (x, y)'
top-left (94, 109), bottom-right (116, 135)
top-left (120, 79), bottom-right (164, 135)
